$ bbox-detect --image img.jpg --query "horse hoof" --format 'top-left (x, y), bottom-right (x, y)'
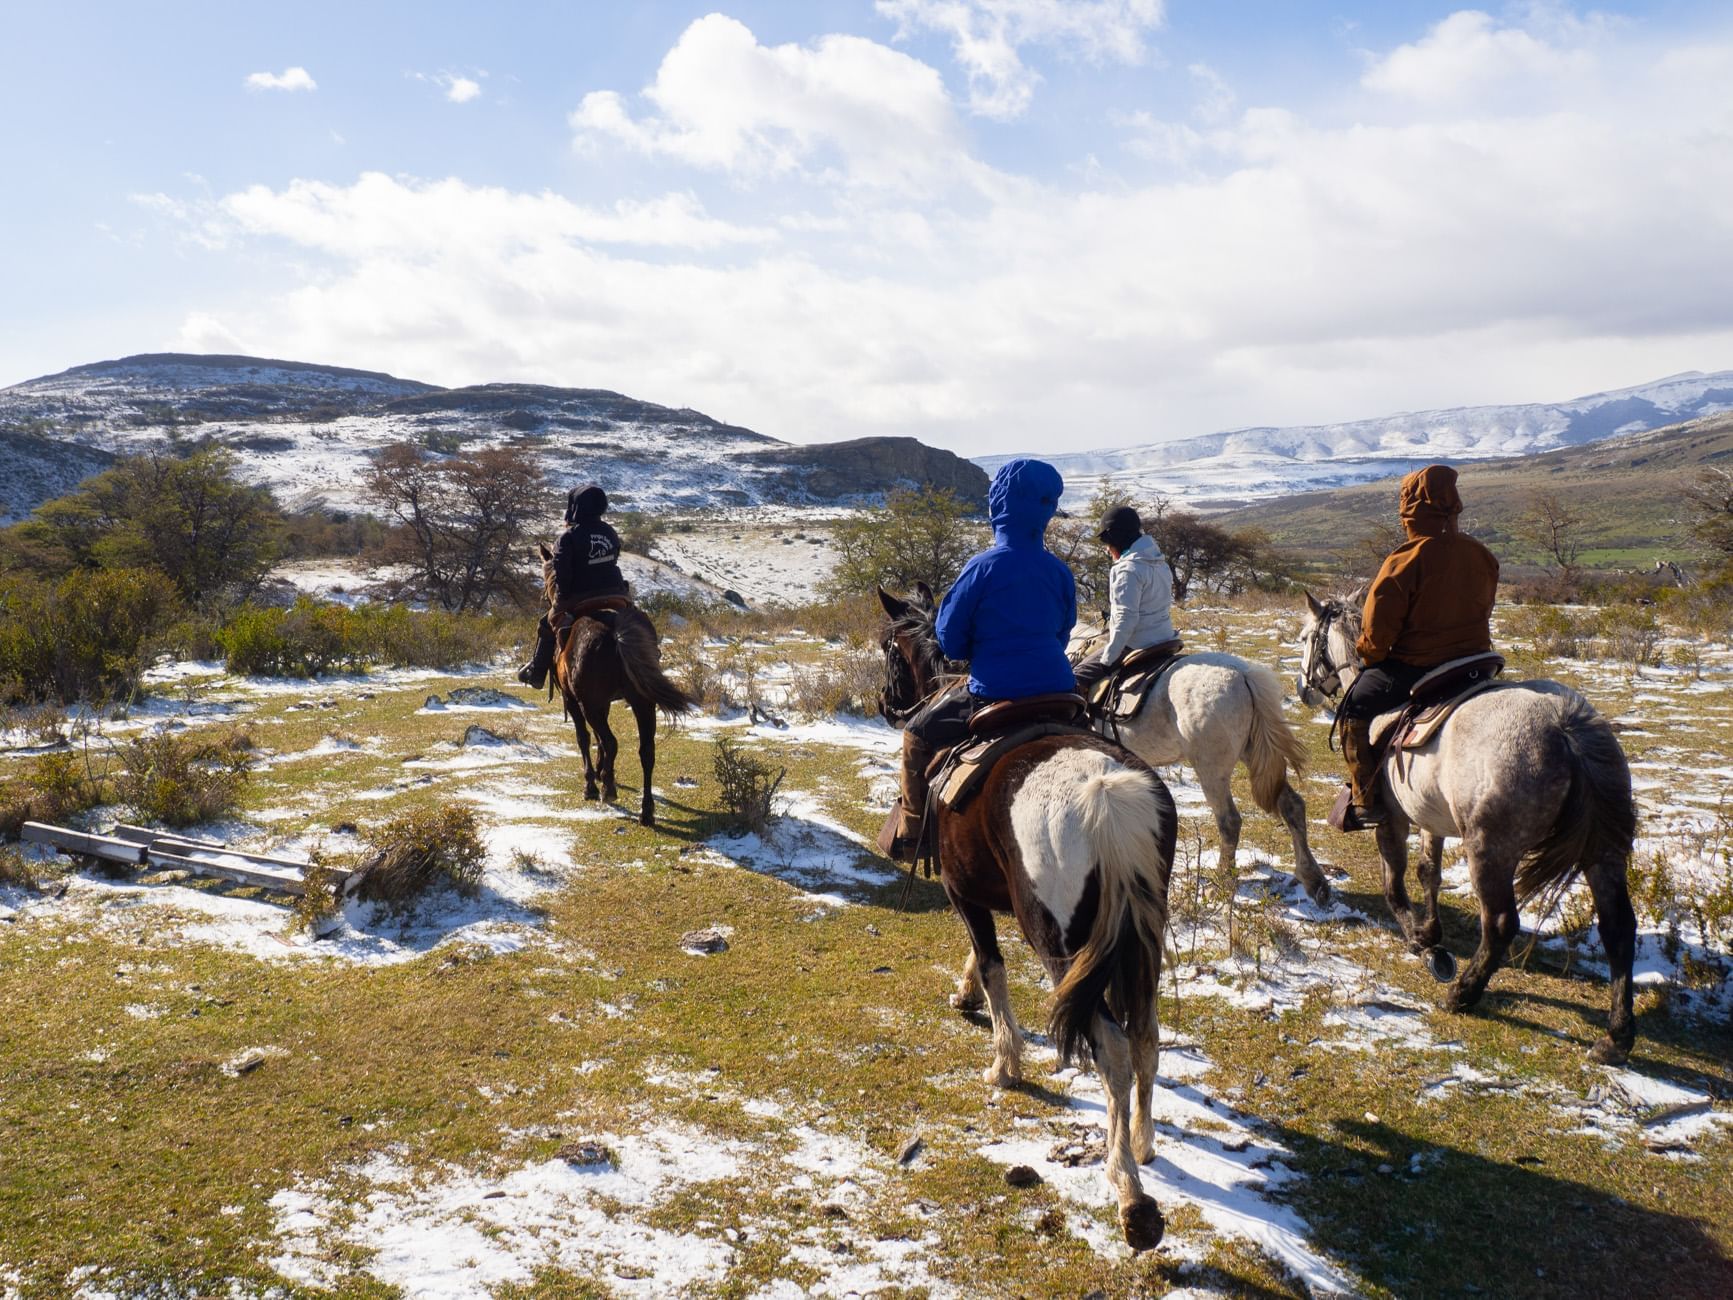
top-left (982, 1060), bottom-right (1019, 1088)
top-left (1443, 981), bottom-right (1479, 1013)
top-left (1589, 1035), bottom-right (1632, 1066)
top-left (1121, 1199), bottom-right (1165, 1253)
top-left (639, 812), bottom-right (655, 828)
top-left (1422, 947), bottom-right (1457, 983)
top-left (950, 992), bottom-right (985, 1012)
top-left (1304, 881), bottom-right (1332, 908)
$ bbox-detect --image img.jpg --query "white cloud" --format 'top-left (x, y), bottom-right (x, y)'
top-left (569, 14), bottom-right (967, 192)
top-left (445, 75), bottom-right (482, 103)
top-left (877, 0), bottom-right (1164, 118)
top-left (1362, 7), bottom-right (1607, 104)
top-left (245, 66), bottom-right (317, 93)
top-left (172, 11), bottom-right (1733, 454)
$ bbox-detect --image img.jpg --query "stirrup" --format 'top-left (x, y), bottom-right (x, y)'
top-left (1327, 784), bottom-right (1385, 832)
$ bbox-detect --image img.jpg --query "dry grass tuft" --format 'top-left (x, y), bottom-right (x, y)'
top-left (712, 733), bottom-right (784, 834)
top-left (352, 806), bottom-right (487, 910)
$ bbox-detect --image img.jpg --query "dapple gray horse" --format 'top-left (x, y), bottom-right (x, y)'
top-left (1071, 624), bottom-right (1331, 907)
top-left (1297, 593), bottom-right (1639, 1063)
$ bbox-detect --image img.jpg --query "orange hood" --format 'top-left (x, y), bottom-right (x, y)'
top-left (1400, 464), bottom-right (1462, 537)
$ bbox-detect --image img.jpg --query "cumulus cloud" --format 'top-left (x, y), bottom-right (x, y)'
top-left (569, 14), bottom-right (966, 192)
top-left (173, 9), bottom-right (1733, 453)
top-left (444, 75), bottom-right (482, 103)
top-left (1361, 7), bottom-right (1609, 104)
top-left (876, 0), bottom-right (1164, 118)
top-left (245, 66), bottom-right (317, 93)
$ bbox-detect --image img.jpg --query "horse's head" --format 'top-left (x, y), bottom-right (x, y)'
top-left (876, 583), bottom-right (950, 726)
top-left (1297, 589), bottom-right (1365, 707)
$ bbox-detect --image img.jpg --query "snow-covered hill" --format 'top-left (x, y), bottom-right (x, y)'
top-left (976, 370), bottom-right (1733, 507)
top-left (0, 353), bottom-right (987, 521)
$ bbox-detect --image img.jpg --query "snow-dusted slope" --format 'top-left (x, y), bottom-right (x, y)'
top-left (977, 370), bottom-right (1733, 506)
top-left (0, 354), bottom-right (986, 518)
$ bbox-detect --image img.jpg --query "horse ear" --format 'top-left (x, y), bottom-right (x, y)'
top-left (914, 581), bottom-right (935, 608)
top-left (1304, 590), bottom-right (1325, 618)
top-left (877, 586), bottom-right (909, 619)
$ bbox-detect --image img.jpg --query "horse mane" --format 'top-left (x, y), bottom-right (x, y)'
top-left (887, 600), bottom-right (964, 691)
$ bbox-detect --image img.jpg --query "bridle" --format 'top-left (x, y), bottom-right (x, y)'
top-left (879, 614), bottom-right (962, 727)
top-left (1298, 605), bottom-right (1349, 704)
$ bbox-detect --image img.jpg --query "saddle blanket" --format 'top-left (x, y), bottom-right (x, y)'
top-left (1371, 678), bottom-right (1508, 751)
top-left (936, 721), bottom-right (1091, 814)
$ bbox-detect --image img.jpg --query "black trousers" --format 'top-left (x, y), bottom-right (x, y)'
top-left (1072, 652), bottom-right (1113, 693)
top-left (906, 683), bottom-right (981, 750)
top-left (1338, 659), bottom-right (1427, 722)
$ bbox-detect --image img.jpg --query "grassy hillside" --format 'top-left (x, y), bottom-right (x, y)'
top-left (1219, 411), bottom-right (1733, 572)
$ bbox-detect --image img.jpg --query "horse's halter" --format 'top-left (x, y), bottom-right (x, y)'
top-left (878, 612), bottom-right (957, 727)
top-left (1298, 607), bottom-right (1347, 705)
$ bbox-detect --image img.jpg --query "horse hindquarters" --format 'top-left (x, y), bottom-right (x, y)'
top-left (998, 743), bottom-right (1175, 1251)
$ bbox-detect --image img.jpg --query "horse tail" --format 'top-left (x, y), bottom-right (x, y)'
top-left (1050, 763), bottom-right (1175, 1066)
top-left (1515, 697), bottom-right (1636, 905)
top-left (614, 608), bottom-right (696, 718)
top-left (1241, 662), bottom-right (1307, 814)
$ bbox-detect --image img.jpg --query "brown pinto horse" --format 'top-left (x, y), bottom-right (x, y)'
top-left (538, 543), bottom-right (694, 826)
top-left (878, 585), bottom-right (1176, 1251)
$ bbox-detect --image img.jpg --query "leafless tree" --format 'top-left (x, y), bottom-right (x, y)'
top-left (366, 443), bottom-right (546, 612)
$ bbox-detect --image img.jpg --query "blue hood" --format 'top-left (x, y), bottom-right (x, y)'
top-left (987, 458), bottom-right (1064, 547)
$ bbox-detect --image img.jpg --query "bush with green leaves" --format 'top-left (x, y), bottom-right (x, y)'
top-left (0, 750), bottom-right (108, 839)
top-left (114, 728), bottom-right (253, 828)
top-left (213, 599), bottom-right (512, 677)
top-left (823, 487), bottom-right (984, 600)
top-left (8, 446), bottom-right (279, 605)
top-left (0, 567), bottom-right (181, 704)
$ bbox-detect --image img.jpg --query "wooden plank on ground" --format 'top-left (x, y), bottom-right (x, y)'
top-left (20, 822), bottom-right (146, 865)
top-left (144, 849), bottom-right (309, 897)
top-left (112, 823), bottom-right (351, 883)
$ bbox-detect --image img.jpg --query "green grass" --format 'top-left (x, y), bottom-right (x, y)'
top-left (1, 606), bottom-right (1730, 1298)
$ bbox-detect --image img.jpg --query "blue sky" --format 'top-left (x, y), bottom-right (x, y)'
top-left (4, 1), bottom-right (1732, 454)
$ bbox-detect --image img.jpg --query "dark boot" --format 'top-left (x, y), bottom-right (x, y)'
top-left (517, 620), bottom-right (555, 690)
top-left (1336, 717), bottom-right (1385, 829)
top-left (877, 730), bottom-right (937, 862)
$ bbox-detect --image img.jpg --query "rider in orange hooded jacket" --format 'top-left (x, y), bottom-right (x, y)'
top-left (1339, 464), bottom-right (1499, 824)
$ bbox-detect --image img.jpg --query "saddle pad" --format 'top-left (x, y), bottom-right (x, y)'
top-left (937, 722), bottom-right (1091, 813)
top-left (1371, 679), bottom-right (1508, 750)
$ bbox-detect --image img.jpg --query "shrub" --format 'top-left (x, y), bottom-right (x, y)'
top-left (114, 728), bottom-right (252, 828)
top-left (291, 857), bottom-right (346, 934)
top-left (0, 845), bottom-right (49, 890)
top-left (786, 647), bottom-right (883, 717)
top-left (0, 750), bottom-right (108, 839)
top-left (0, 567), bottom-right (181, 703)
top-left (213, 599), bottom-right (511, 677)
top-left (352, 806), bottom-right (487, 910)
top-left (712, 734), bottom-right (784, 834)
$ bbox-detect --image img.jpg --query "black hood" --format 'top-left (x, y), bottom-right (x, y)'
top-left (566, 483), bottom-right (608, 524)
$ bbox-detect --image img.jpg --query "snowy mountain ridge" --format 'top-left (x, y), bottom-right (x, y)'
top-left (976, 369), bottom-right (1733, 506)
top-left (0, 353), bottom-right (987, 522)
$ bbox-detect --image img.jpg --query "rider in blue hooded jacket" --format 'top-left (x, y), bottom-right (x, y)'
top-left (883, 458), bottom-right (1077, 860)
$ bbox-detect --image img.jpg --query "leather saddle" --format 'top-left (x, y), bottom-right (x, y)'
top-left (1086, 638), bottom-right (1185, 719)
top-left (552, 593), bottom-right (635, 647)
top-left (933, 693), bottom-right (1090, 815)
top-left (1371, 652), bottom-right (1507, 753)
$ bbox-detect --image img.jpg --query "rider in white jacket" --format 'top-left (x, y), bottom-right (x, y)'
top-left (1073, 505), bottom-right (1176, 693)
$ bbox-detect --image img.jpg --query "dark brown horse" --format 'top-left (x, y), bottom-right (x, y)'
top-left (539, 543), bottom-right (694, 826)
top-left (878, 586), bottom-right (1176, 1251)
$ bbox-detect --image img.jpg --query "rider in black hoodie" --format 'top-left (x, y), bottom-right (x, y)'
top-left (517, 483), bottom-right (630, 689)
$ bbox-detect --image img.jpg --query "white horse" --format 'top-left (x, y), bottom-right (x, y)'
top-left (1297, 592), bottom-right (1639, 1062)
top-left (1072, 623), bottom-right (1330, 907)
